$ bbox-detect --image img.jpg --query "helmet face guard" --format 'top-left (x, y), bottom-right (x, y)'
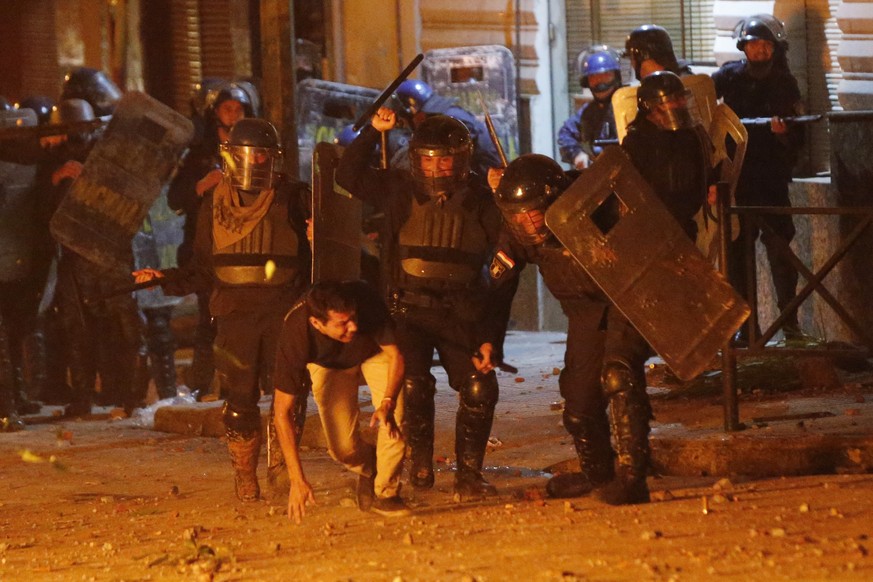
top-left (409, 144), bottom-right (471, 194)
top-left (494, 153), bottom-right (567, 245)
top-left (221, 143), bottom-right (282, 190)
top-left (637, 71), bottom-right (699, 131)
top-left (501, 206), bottom-right (551, 246)
top-left (642, 91), bottom-right (698, 131)
top-left (408, 115), bottom-right (473, 196)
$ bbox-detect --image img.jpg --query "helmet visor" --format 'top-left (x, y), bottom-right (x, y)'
top-left (643, 90), bottom-right (700, 131)
top-left (501, 207), bottom-right (550, 245)
top-left (223, 145), bottom-right (281, 190)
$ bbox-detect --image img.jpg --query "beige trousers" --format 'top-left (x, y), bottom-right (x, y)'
top-left (307, 351), bottom-right (405, 498)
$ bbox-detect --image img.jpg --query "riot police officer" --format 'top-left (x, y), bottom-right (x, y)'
top-left (712, 14), bottom-right (804, 341)
top-left (336, 108), bottom-right (513, 500)
top-left (490, 154), bottom-right (618, 499)
top-left (625, 24), bottom-right (692, 80)
top-left (557, 47), bottom-right (622, 169)
top-left (167, 81), bottom-right (259, 398)
top-left (493, 74), bottom-right (709, 505)
top-left (623, 71), bottom-right (712, 239)
top-left (394, 79), bottom-right (503, 179)
top-left (135, 118), bottom-right (310, 502)
top-left (47, 98), bottom-right (150, 417)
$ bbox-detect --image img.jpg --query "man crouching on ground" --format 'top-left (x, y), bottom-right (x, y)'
top-left (272, 280), bottom-right (410, 522)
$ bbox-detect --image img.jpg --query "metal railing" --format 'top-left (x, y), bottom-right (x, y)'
top-left (715, 188), bottom-right (873, 431)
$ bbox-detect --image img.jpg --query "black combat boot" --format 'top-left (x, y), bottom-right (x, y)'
top-left (13, 369), bottom-right (41, 415)
top-left (223, 402), bottom-right (262, 502)
top-left (453, 374), bottom-right (498, 500)
top-left (145, 306), bottom-right (177, 399)
top-left (595, 363), bottom-right (651, 506)
top-left (0, 325), bottom-right (25, 432)
top-left (63, 336), bottom-right (94, 417)
top-left (402, 376), bottom-right (436, 489)
top-left (546, 411), bottom-right (614, 498)
top-left (227, 430), bottom-right (262, 502)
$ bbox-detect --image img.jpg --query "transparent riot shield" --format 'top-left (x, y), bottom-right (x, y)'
top-left (310, 142), bottom-right (362, 283)
top-left (421, 45), bottom-right (520, 162)
top-left (0, 108), bottom-right (38, 282)
top-left (544, 146), bottom-right (749, 380)
top-left (50, 92), bottom-right (194, 273)
top-left (296, 79), bottom-right (380, 182)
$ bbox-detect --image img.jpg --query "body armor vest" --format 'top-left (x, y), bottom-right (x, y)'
top-left (396, 188), bottom-right (489, 292)
top-left (533, 242), bottom-right (603, 302)
top-left (212, 190), bottom-right (299, 286)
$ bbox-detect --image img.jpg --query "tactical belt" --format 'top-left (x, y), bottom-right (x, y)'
top-left (392, 288), bottom-right (450, 311)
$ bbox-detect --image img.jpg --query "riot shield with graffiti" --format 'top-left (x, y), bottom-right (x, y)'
top-left (310, 142), bottom-right (362, 283)
top-left (421, 44), bottom-right (520, 163)
top-left (544, 146), bottom-right (749, 381)
top-left (50, 92), bottom-right (194, 273)
top-left (0, 108), bottom-right (38, 282)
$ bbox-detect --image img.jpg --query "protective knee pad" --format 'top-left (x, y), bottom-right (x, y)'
top-left (403, 375), bottom-right (436, 407)
top-left (222, 400), bottom-right (261, 438)
top-left (459, 372), bottom-right (499, 412)
top-left (562, 410), bottom-right (602, 437)
top-left (601, 362), bottom-right (639, 398)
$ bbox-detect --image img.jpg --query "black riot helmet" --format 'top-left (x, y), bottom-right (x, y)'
top-left (734, 14), bottom-right (788, 51)
top-left (50, 98), bottom-right (95, 125)
top-left (408, 115), bottom-right (473, 196)
top-left (61, 67), bottom-right (122, 117)
top-left (220, 118), bottom-right (283, 191)
top-left (18, 95), bottom-right (55, 125)
top-left (190, 77), bottom-right (227, 118)
top-left (625, 25), bottom-right (680, 79)
top-left (207, 81), bottom-right (258, 118)
top-left (494, 154), bottom-right (568, 246)
top-left (637, 71), bottom-right (695, 131)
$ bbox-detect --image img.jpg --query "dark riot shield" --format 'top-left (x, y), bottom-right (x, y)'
top-left (0, 108), bottom-right (38, 282)
top-left (50, 92), bottom-right (194, 273)
top-left (296, 79), bottom-right (380, 182)
top-left (310, 141), bottom-right (362, 283)
top-left (421, 45), bottom-right (520, 161)
top-left (544, 146), bottom-right (749, 381)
